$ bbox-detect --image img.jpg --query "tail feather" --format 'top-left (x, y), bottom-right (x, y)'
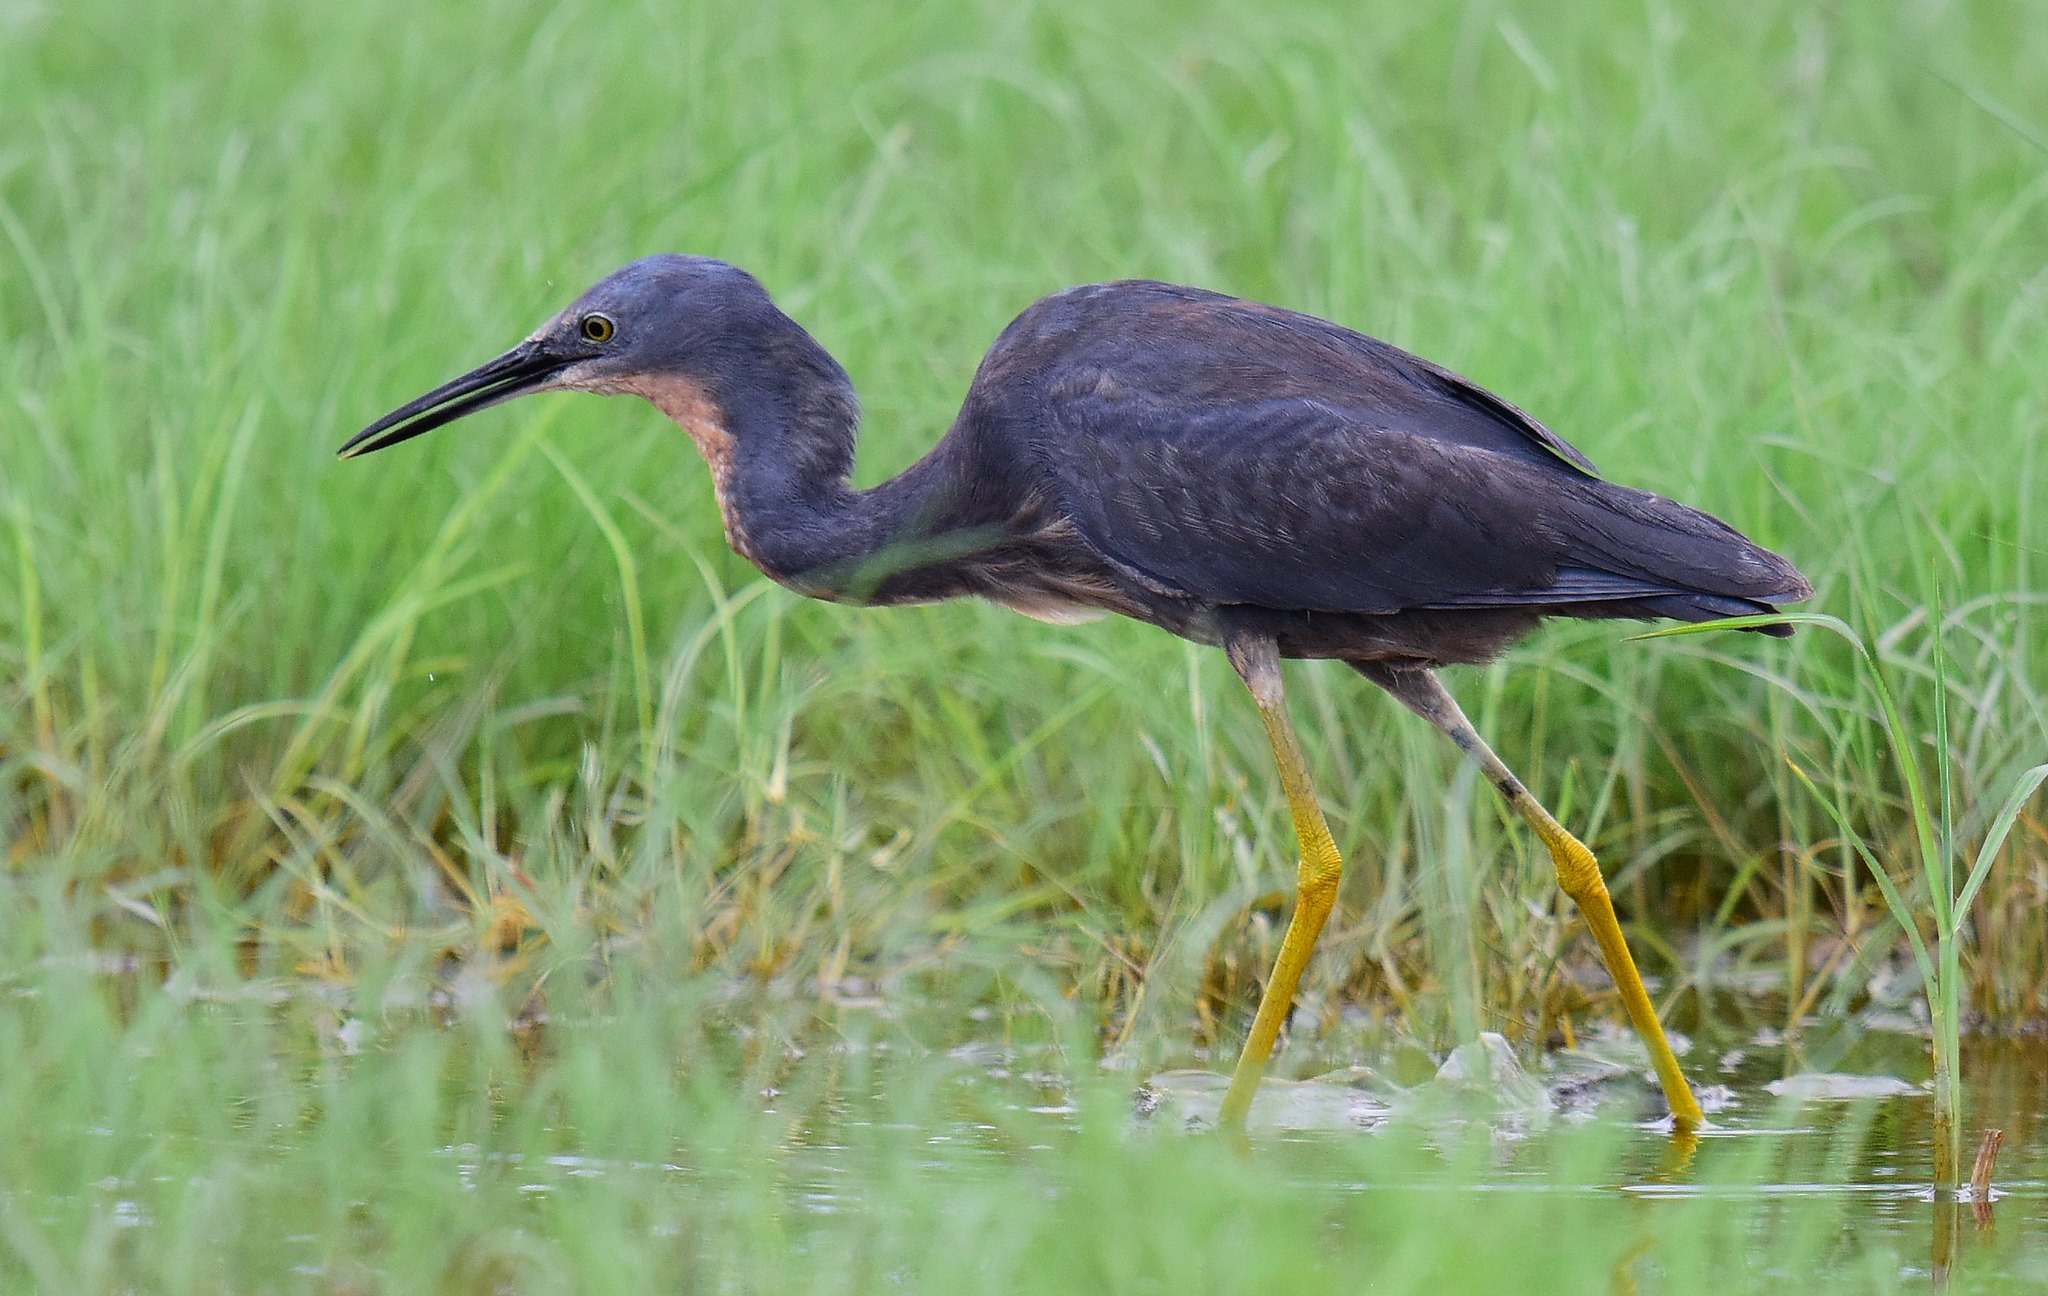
top-left (1540, 481), bottom-right (1810, 630)
top-left (1636, 592), bottom-right (1799, 636)
top-left (1551, 480), bottom-right (1811, 634)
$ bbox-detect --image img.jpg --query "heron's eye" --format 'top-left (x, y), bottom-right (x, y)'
top-left (580, 313), bottom-right (616, 344)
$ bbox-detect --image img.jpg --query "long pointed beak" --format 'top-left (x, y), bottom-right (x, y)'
top-left (337, 340), bottom-right (573, 459)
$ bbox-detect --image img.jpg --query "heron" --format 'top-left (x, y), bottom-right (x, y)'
top-left (342, 255), bottom-right (1809, 1131)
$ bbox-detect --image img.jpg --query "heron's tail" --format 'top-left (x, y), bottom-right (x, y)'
top-left (1553, 480), bottom-right (1812, 635)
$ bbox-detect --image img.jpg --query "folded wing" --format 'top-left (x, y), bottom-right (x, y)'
top-left (1046, 387), bottom-right (1806, 623)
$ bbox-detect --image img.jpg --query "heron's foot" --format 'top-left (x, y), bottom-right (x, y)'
top-left (1353, 663), bottom-right (1705, 1134)
top-left (1219, 635), bottom-right (1348, 1134)
top-left (1218, 864), bottom-right (1339, 1130)
top-left (1537, 829), bottom-right (1704, 1131)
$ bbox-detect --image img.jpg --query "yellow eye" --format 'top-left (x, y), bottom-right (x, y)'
top-left (580, 313), bottom-right (615, 343)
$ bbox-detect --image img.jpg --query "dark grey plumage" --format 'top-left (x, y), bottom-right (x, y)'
top-left (343, 258), bottom-right (1809, 664)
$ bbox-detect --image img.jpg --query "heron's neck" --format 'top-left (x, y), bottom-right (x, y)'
top-left (642, 353), bottom-right (969, 605)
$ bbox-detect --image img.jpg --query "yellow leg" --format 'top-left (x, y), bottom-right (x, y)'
top-left (1517, 801), bottom-right (1703, 1128)
top-left (1219, 637), bottom-right (1345, 1130)
top-left (1362, 663), bottom-right (1704, 1131)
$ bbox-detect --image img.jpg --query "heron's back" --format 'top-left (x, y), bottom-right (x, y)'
top-left (950, 280), bottom-right (1809, 658)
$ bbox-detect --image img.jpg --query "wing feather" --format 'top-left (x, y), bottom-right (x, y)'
top-left (1046, 389), bottom-right (1801, 617)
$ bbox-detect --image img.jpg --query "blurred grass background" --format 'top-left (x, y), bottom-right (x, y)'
top-left (3, 0), bottom-right (2047, 1288)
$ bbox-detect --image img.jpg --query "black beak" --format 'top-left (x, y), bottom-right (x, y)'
top-left (337, 340), bottom-right (574, 459)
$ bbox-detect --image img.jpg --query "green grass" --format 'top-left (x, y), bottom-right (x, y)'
top-left (4, 0), bottom-right (2048, 1289)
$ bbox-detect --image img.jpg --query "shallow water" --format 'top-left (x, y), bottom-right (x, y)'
top-left (750, 1004), bottom-right (2048, 1285)
top-left (427, 994), bottom-right (2041, 1282)
top-left (17, 964), bottom-right (2047, 1288)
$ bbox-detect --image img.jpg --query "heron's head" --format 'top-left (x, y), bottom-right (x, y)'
top-left (338, 255), bottom-right (778, 459)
